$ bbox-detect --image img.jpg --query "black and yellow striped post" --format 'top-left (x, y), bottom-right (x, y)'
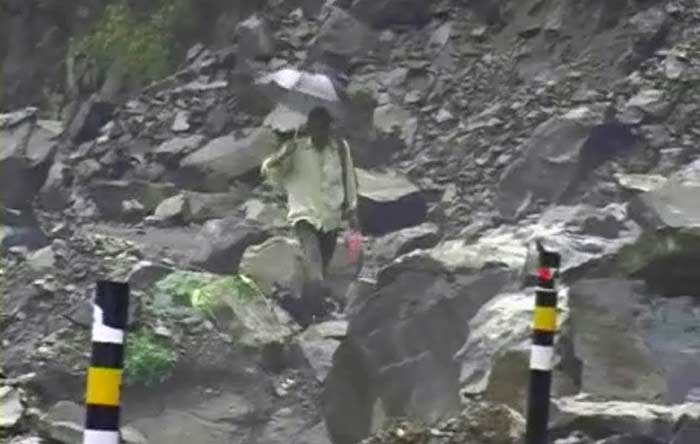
top-left (84, 280), bottom-right (130, 444)
top-left (525, 242), bottom-right (561, 444)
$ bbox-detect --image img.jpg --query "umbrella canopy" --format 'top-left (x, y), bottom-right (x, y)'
top-left (255, 68), bottom-right (348, 121)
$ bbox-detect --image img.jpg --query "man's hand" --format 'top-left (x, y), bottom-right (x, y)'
top-left (343, 206), bottom-right (360, 230)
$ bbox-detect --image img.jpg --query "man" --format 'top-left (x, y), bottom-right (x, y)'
top-left (261, 106), bottom-right (359, 319)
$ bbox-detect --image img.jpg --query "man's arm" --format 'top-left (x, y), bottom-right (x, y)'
top-left (261, 140), bottom-right (296, 184)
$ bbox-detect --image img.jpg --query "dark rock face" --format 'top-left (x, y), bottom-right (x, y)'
top-left (496, 105), bottom-right (638, 219)
top-left (0, 109), bottom-right (58, 210)
top-left (322, 261), bottom-right (512, 444)
top-left (356, 169), bottom-right (428, 236)
top-left (0, 206), bottom-right (49, 252)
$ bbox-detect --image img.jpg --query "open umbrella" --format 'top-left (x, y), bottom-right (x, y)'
top-left (255, 68), bottom-right (348, 121)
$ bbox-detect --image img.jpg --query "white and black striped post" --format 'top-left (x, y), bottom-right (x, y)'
top-left (84, 280), bottom-right (130, 444)
top-left (525, 242), bottom-right (561, 444)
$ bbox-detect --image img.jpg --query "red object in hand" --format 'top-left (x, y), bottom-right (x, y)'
top-left (345, 230), bottom-right (362, 263)
top-left (537, 267), bottom-right (551, 281)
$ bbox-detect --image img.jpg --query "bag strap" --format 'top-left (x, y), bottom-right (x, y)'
top-left (336, 137), bottom-right (351, 208)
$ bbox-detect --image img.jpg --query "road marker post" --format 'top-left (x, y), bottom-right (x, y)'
top-left (84, 280), bottom-right (130, 444)
top-left (525, 242), bottom-right (561, 444)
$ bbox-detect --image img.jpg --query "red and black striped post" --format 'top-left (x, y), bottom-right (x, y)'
top-left (84, 280), bottom-right (130, 444)
top-left (525, 242), bottom-right (561, 444)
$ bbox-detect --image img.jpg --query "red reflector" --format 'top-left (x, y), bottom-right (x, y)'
top-left (537, 267), bottom-right (551, 281)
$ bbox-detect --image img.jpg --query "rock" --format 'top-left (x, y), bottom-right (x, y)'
top-left (187, 189), bottom-right (251, 223)
top-left (259, 408), bottom-right (308, 444)
top-left (0, 206), bottom-right (49, 252)
top-left (350, 0), bottom-right (431, 27)
top-left (153, 135), bottom-right (205, 164)
top-left (399, 204), bottom-right (639, 279)
top-left (0, 386), bottom-right (24, 428)
top-left (456, 290), bottom-right (576, 413)
top-left (121, 426), bottom-right (149, 444)
top-left (171, 110), bottom-right (190, 133)
top-left (310, 6), bottom-right (375, 71)
top-left (614, 173), bottom-right (668, 193)
top-left (621, 162), bottom-right (700, 296)
top-left (322, 262), bottom-right (512, 444)
top-left (27, 245), bottom-right (56, 272)
top-left (128, 393), bottom-right (253, 444)
top-left (178, 127), bottom-right (278, 192)
top-left (239, 236), bottom-right (306, 297)
top-left (88, 180), bottom-right (178, 221)
top-left (356, 168), bottom-right (428, 235)
top-left (360, 401), bottom-right (525, 444)
top-left (7, 437), bottom-right (43, 444)
top-left (193, 274), bottom-right (294, 347)
top-left (551, 397), bottom-right (699, 442)
top-left (496, 105), bottom-right (636, 219)
top-left (297, 321), bottom-right (348, 382)
top-left (127, 261), bottom-right (174, 291)
top-left (373, 223), bottom-right (440, 263)
top-left (372, 103), bottom-right (418, 149)
top-left (293, 421), bottom-right (332, 444)
top-left (568, 279), bottom-right (667, 402)
top-left (122, 199), bottom-right (146, 221)
top-left (237, 14), bottom-right (275, 60)
top-left (672, 418), bottom-right (700, 444)
top-left (38, 161), bottom-right (72, 211)
top-left (618, 89), bottom-right (671, 125)
top-left (39, 400), bottom-right (84, 444)
top-left (0, 111), bottom-right (57, 209)
top-left (263, 103), bottom-right (307, 133)
top-left (150, 194), bottom-right (191, 226)
top-left (64, 95), bottom-right (115, 144)
top-left (189, 217), bottom-right (270, 274)
top-left (242, 199), bottom-right (287, 229)
top-left (204, 104), bottom-right (231, 137)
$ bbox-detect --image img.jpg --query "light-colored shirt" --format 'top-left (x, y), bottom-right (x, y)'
top-left (262, 136), bottom-right (358, 232)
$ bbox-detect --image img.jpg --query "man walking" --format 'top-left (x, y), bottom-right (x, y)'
top-left (261, 106), bottom-right (359, 324)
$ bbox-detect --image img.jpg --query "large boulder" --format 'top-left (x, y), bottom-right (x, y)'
top-left (456, 290), bottom-right (578, 413)
top-left (622, 160), bottom-right (700, 296)
top-left (309, 6), bottom-right (375, 71)
top-left (397, 203), bottom-right (639, 280)
top-left (570, 279), bottom-right (700, 403)
top-left (0, 386), bottom-right (24, 429)
top-left (551, 398), bottom-right (699, 443)
top-left (370, 103), bottom-right (419, 153)
top-left (236, 14), bottom-right (275, 61)
top-left (38, 161), bottom-right (72, 211)
top-left (372, 223), bottom-right (441, 264)
top-left (350, 0), bottom-right (432, 28)
top-left (189, 217), bottom-right (270, 274)
top-left (356, 168), bottom-right (428, 236)
top-left (178, 127), bottom-right (278, 192)
top-left (322, 253), bottom-right (512, 444)
top-left (496, 105), bottom-right (636, 219)
top-left (0, 108), bottom-right (58, 209)
top-left (568, 279), bottom-right (667, 402)
top-left (239, 236), bottom-right (306, 297)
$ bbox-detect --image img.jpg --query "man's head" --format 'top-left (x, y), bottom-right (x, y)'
top-left (307, 107), bottom-right (332, 140)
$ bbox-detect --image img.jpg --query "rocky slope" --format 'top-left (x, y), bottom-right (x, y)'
top-left (2, 1), bottom-right (700, 444)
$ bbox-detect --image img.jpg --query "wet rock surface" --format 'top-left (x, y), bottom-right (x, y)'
top-left (3, 1), bottom-right (700, 443)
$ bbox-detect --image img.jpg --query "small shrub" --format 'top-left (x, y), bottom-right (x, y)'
top-left (191, 274), bottom-right (263, 316)
top-left (69, 0), bottom-right (195, 84)
top-left (154, 271), bottom-right (212, 306)
top-left (124, 331), bottom-right (177, 387)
